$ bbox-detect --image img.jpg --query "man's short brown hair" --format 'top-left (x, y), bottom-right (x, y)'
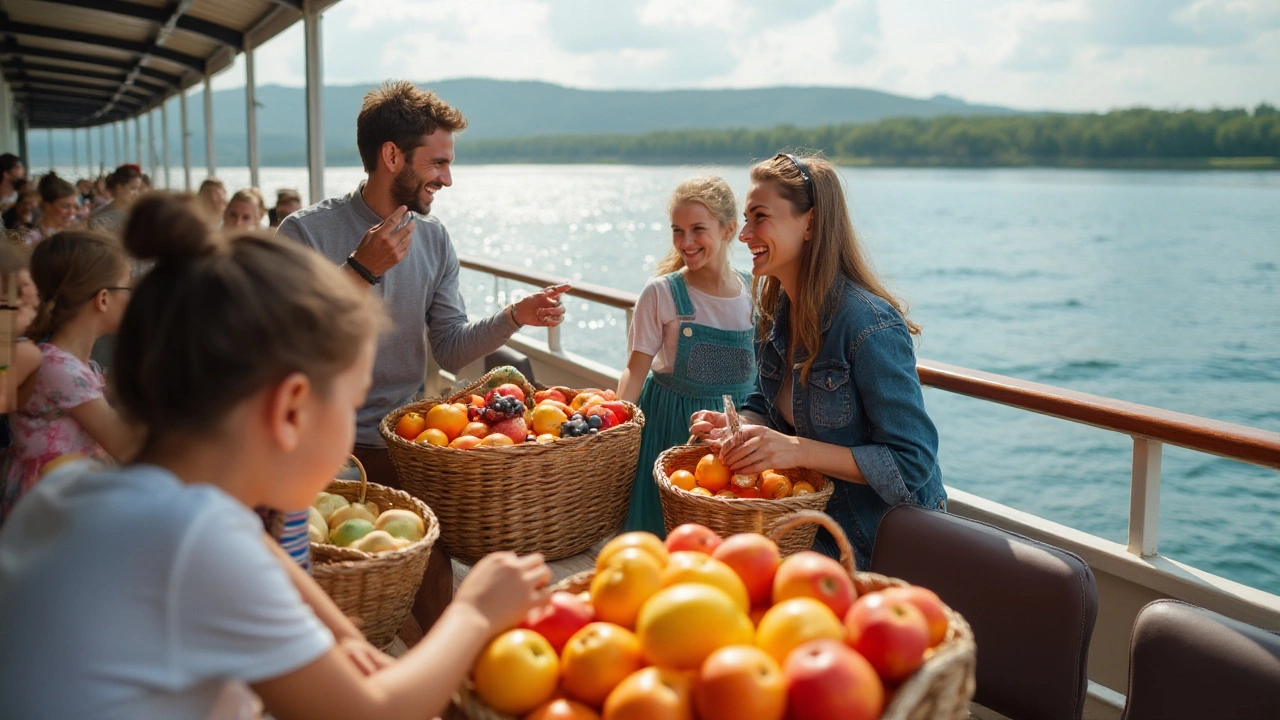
top-left (357, 81), bottom-right (467, 172)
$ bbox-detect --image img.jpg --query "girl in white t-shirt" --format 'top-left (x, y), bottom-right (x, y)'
top-left (618, 176), bottom-right (756, 534)
top-left (0, 194), bottom-right (551, 720)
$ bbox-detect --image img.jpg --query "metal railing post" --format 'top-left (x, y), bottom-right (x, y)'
top-left (204, 75), bottom-right (216, 178)
top-left (161, 102), bottom-right (171, 189)
top-left (245, 35), bottom-right (260, 190)
top-left (1127, 438), bottom-right (1163, 557)
top-left (303, 3), bottom-right (325, 204)
top-left (180, 90), bottom-right (192, 191)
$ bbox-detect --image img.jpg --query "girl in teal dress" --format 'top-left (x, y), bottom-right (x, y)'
top-left (619, 177), bottom-right (756, 535)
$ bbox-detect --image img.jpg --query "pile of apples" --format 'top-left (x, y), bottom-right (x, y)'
top-left (393, 384), bottom-right (633, 451)
top-left (670, 453), bottom-right (818, 500)
top-left (309, 492), bottom-right (427, 554)
top-left (469, 523), bottom-right (950, 720)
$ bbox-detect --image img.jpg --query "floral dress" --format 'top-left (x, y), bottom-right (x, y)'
top-left (1, 344), bottom-right (111, 522)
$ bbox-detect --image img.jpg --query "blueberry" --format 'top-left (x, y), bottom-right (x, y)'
top-left (587, 415), bottom-right (603, 429)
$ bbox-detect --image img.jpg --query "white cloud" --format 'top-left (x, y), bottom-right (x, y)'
top-left (205, 0), bottom-right (1278, 112)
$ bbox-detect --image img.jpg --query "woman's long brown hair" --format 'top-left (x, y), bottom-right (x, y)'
top-left (751, 153), bottom-right (919, 386)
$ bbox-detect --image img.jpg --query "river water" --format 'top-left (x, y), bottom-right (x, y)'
top-left (103, 164), bottom-right (1280, 593)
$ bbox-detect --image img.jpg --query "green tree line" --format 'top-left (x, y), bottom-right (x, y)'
top-left (455, 105), bottom-right (1280, 166)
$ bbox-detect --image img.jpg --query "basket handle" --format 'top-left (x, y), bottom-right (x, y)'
top-left (766, 510), bottom-right (856, 576)
top-left (349, 454), bottom-right (369, 505)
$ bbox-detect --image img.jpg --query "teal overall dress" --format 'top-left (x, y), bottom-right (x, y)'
top-left (623, 271), bottom-right (756, 535)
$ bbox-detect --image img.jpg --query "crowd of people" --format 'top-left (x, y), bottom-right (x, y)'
top-left (0, 80), bottom-right (944, 720)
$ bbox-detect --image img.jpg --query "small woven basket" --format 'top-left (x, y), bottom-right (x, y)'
top-left (379, 366), bottom-right (645, 564)
top-left (311, 455), bottom-right (441, 649)
top-left (453, 509), bottom-right (976, 720)
top-left (655, 443), bottom-right (834, 555)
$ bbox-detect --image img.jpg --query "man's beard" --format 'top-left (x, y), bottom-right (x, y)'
top-left (391, 164), bottom-right (433, 215)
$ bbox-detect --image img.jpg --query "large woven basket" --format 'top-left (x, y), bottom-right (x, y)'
top-left (453, 510), bottom-right (977, 720)
top-left (379, 367), bottom-right (645, 564)
top-left (311, 456), bottom-right (440, 649)
top-left (655, 443), bottom-right (834, 555)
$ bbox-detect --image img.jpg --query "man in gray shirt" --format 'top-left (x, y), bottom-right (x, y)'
top-left (278, 81), bottom-right (566, 636)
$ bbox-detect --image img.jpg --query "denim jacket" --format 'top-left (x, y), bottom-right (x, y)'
top-left (743, 279), bottom-right (946, 568)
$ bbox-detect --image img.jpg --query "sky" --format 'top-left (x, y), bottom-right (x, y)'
top-left (209, 0), bottom-right (1274, 112)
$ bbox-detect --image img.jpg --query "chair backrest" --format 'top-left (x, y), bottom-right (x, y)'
top-left (870, 505), bottom-right (1098, 720)
top-left (1123, 599), bottom-right (1280, 720)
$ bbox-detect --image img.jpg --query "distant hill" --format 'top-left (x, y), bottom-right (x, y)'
top-left (35, 79), bottom-right (1022, 168)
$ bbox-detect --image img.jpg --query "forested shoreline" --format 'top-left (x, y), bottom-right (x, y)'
top-left (451, 106), bottom-right (1280, 168)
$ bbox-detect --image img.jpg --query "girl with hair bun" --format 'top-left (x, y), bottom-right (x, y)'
top-left (0, 194), bottom-right (551, 720)
top-left (1, 230), bottom-right (141, 522)
top-left (618, 175), bottom-right (755, 534)
top-left (691, 152), bottom-right (945, 569)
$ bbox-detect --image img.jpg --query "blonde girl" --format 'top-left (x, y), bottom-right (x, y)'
top-left (618, 176), bottom-right (755, 534)
top-left (0, 195), bottom-right (550, 720)
top-left (223, 187), bottom-right (268, 230)
top-left (1, 230), bottom-right (141, 522)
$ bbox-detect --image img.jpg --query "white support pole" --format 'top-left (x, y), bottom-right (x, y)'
top-left (161, 102), bottom-right (171, 189)
top-left (245, 36), bottom-right (260, 189)
top-left (303, 4), bottom-right (325, 204)
top-left (1127, 438), bottom-right (1162, 557)
top-left (134, 117), bottom-right (142, 165)
top-left (72, 128), bottom-right (79, 176)
top-left (46, 128), bottom-right (53, 171)
top-left (99, 125), bottom-right (106, 172)
top-left (114, 122), bottom-right (122, 167)
top-left (148, 110), bottom-right (158, 180)
top-left (85, 127), bottom-right (93, 177)
top-left (204, 75), bottom-right (215, 178)
top-left (180, 90), bottom-right (192, 191)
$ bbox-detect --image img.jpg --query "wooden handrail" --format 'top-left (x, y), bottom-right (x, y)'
top-left (457, 255), bottom-right (1280, 471)
top-left (918, 360), bottom-right (1280, 470)
top-left (458, 255), bottom-right (639, 310)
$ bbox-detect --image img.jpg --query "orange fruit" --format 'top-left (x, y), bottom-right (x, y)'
top-left (425, 403), bottom-right (469, 440)
top-left (660, 552), bottom-right (750, 612)
top-left (472, 629), bottom-right (560, 715)
top-left (669, 470), bottom-right (697, 491)
top-left (688, 487), bottom-right (712, 497)
top-left (414, 428), bottom-right (449, 447)
top-left (591, 548), bottom-right (664, 628)
top-left (754, 597), bottom-right (845, 664)
top-left (596, 532), bottom-right (670, 571)
top-left (469, 394), bottom-right (486, 407)
top-left (602, 667), bottom-right (694, 720)
top-left (694, 454), bottom-right (731, 493)
top-left (480, 433), bottom-right (515, 447)
top-left (393, 412), bottom-right (426, 440)
top-left (759, 472), bottom-right (792, 499)
top-left (561, 622), bottom-right (644, 706)
top-left (791, 480), bottom-right (817, 496)
top-left (694, 645), bottom-right (787, 720)
top-left (449, 435), bottom-right (482, 450)
top-left (526, 698), bottom-right (601, 720)
top-left (536, 433), bottom-right (557, 444)
top-left (636, 583), bottom-right (753, 670)
top-left (461, 421), bottom-right (490, 438)
top-left (532, 404), bottom-right (569, 436)
top-left (571, 393), bottom-right (605, 412)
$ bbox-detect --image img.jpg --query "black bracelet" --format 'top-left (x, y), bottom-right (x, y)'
top-left (346, 253), bottom-right (381, 285)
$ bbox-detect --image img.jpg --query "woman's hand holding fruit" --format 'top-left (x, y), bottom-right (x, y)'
top-left (456, 552), bottom-right (553, 637)
top-left (720, 424), bottom-right (804, 475)
top-left (689, 410), bottom-right (728, 444)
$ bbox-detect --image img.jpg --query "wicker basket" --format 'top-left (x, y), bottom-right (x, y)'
top-left (454, 509), bottom-right (977, 720)
top-left (379, 367), bottom-right (645, 564)
top-left (655, 443), bottom-right (834, 555)
top-left (311, 456), bottom-right (440, 649)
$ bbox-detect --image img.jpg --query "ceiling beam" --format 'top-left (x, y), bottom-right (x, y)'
top-left (15, 85), bottom-right (146, 107)
top-left (267, 0), bottom-right (303, 9)
top-left (28, 0), bottom-right (243, 49)
top-left (0, 41), bottom-right (181, 84)
top-left (3, 71), bottom-right (152, 100)
top-left (5, 20), bottom-right (206, 72)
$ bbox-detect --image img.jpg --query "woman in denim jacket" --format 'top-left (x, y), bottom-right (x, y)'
top-left (691, 153), bottom-right (945, 569)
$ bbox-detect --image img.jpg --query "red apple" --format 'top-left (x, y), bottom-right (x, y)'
top-left (783, 639), bottom-right (884, 720)
top-left (712, 534), bottom-right (781, 608)
top-left (844, 591), bottom-right (930, 682)
top-left (665, 524), bottom-right (723, 555)
top-left (534, 389), bottom-right (569, 405)
top-left (520, 591), bottom-right (596, 654)
top-left (491, 416), bottom-right (529, 444)
top-left (883, 586), bottom-right (949, 647)
top-left (602, 400), bottom-right (631, 423)
top-left (583, 405), bottom-right (620, 429)
top-left (772, 551), bottom-right (856, 619)
top-left (486, 383), bottom-right (527, 404)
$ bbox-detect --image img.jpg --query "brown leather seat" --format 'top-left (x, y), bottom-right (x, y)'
top-left (1122, 599), bottom-right (1280, 719)
top-left (869, 505), bottom-right (1098, 720)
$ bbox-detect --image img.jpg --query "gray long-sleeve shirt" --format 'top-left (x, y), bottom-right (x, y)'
top-left (277, 183), bottom-right (518, 446)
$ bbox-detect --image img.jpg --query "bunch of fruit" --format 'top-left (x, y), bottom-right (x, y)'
top-left (392, 383), bottom-right (633, 451)
top-left (669, 453), bottom-right (818, 500)
top-left (309, 491), bottom-right (427, 554)
top-left (469, 523), bottom-right (951, 720)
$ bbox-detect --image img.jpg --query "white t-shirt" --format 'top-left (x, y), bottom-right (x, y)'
top-left (0, 463), bottom-right (333, 720)
top-left (628, 271), bottom-right (755, 374)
